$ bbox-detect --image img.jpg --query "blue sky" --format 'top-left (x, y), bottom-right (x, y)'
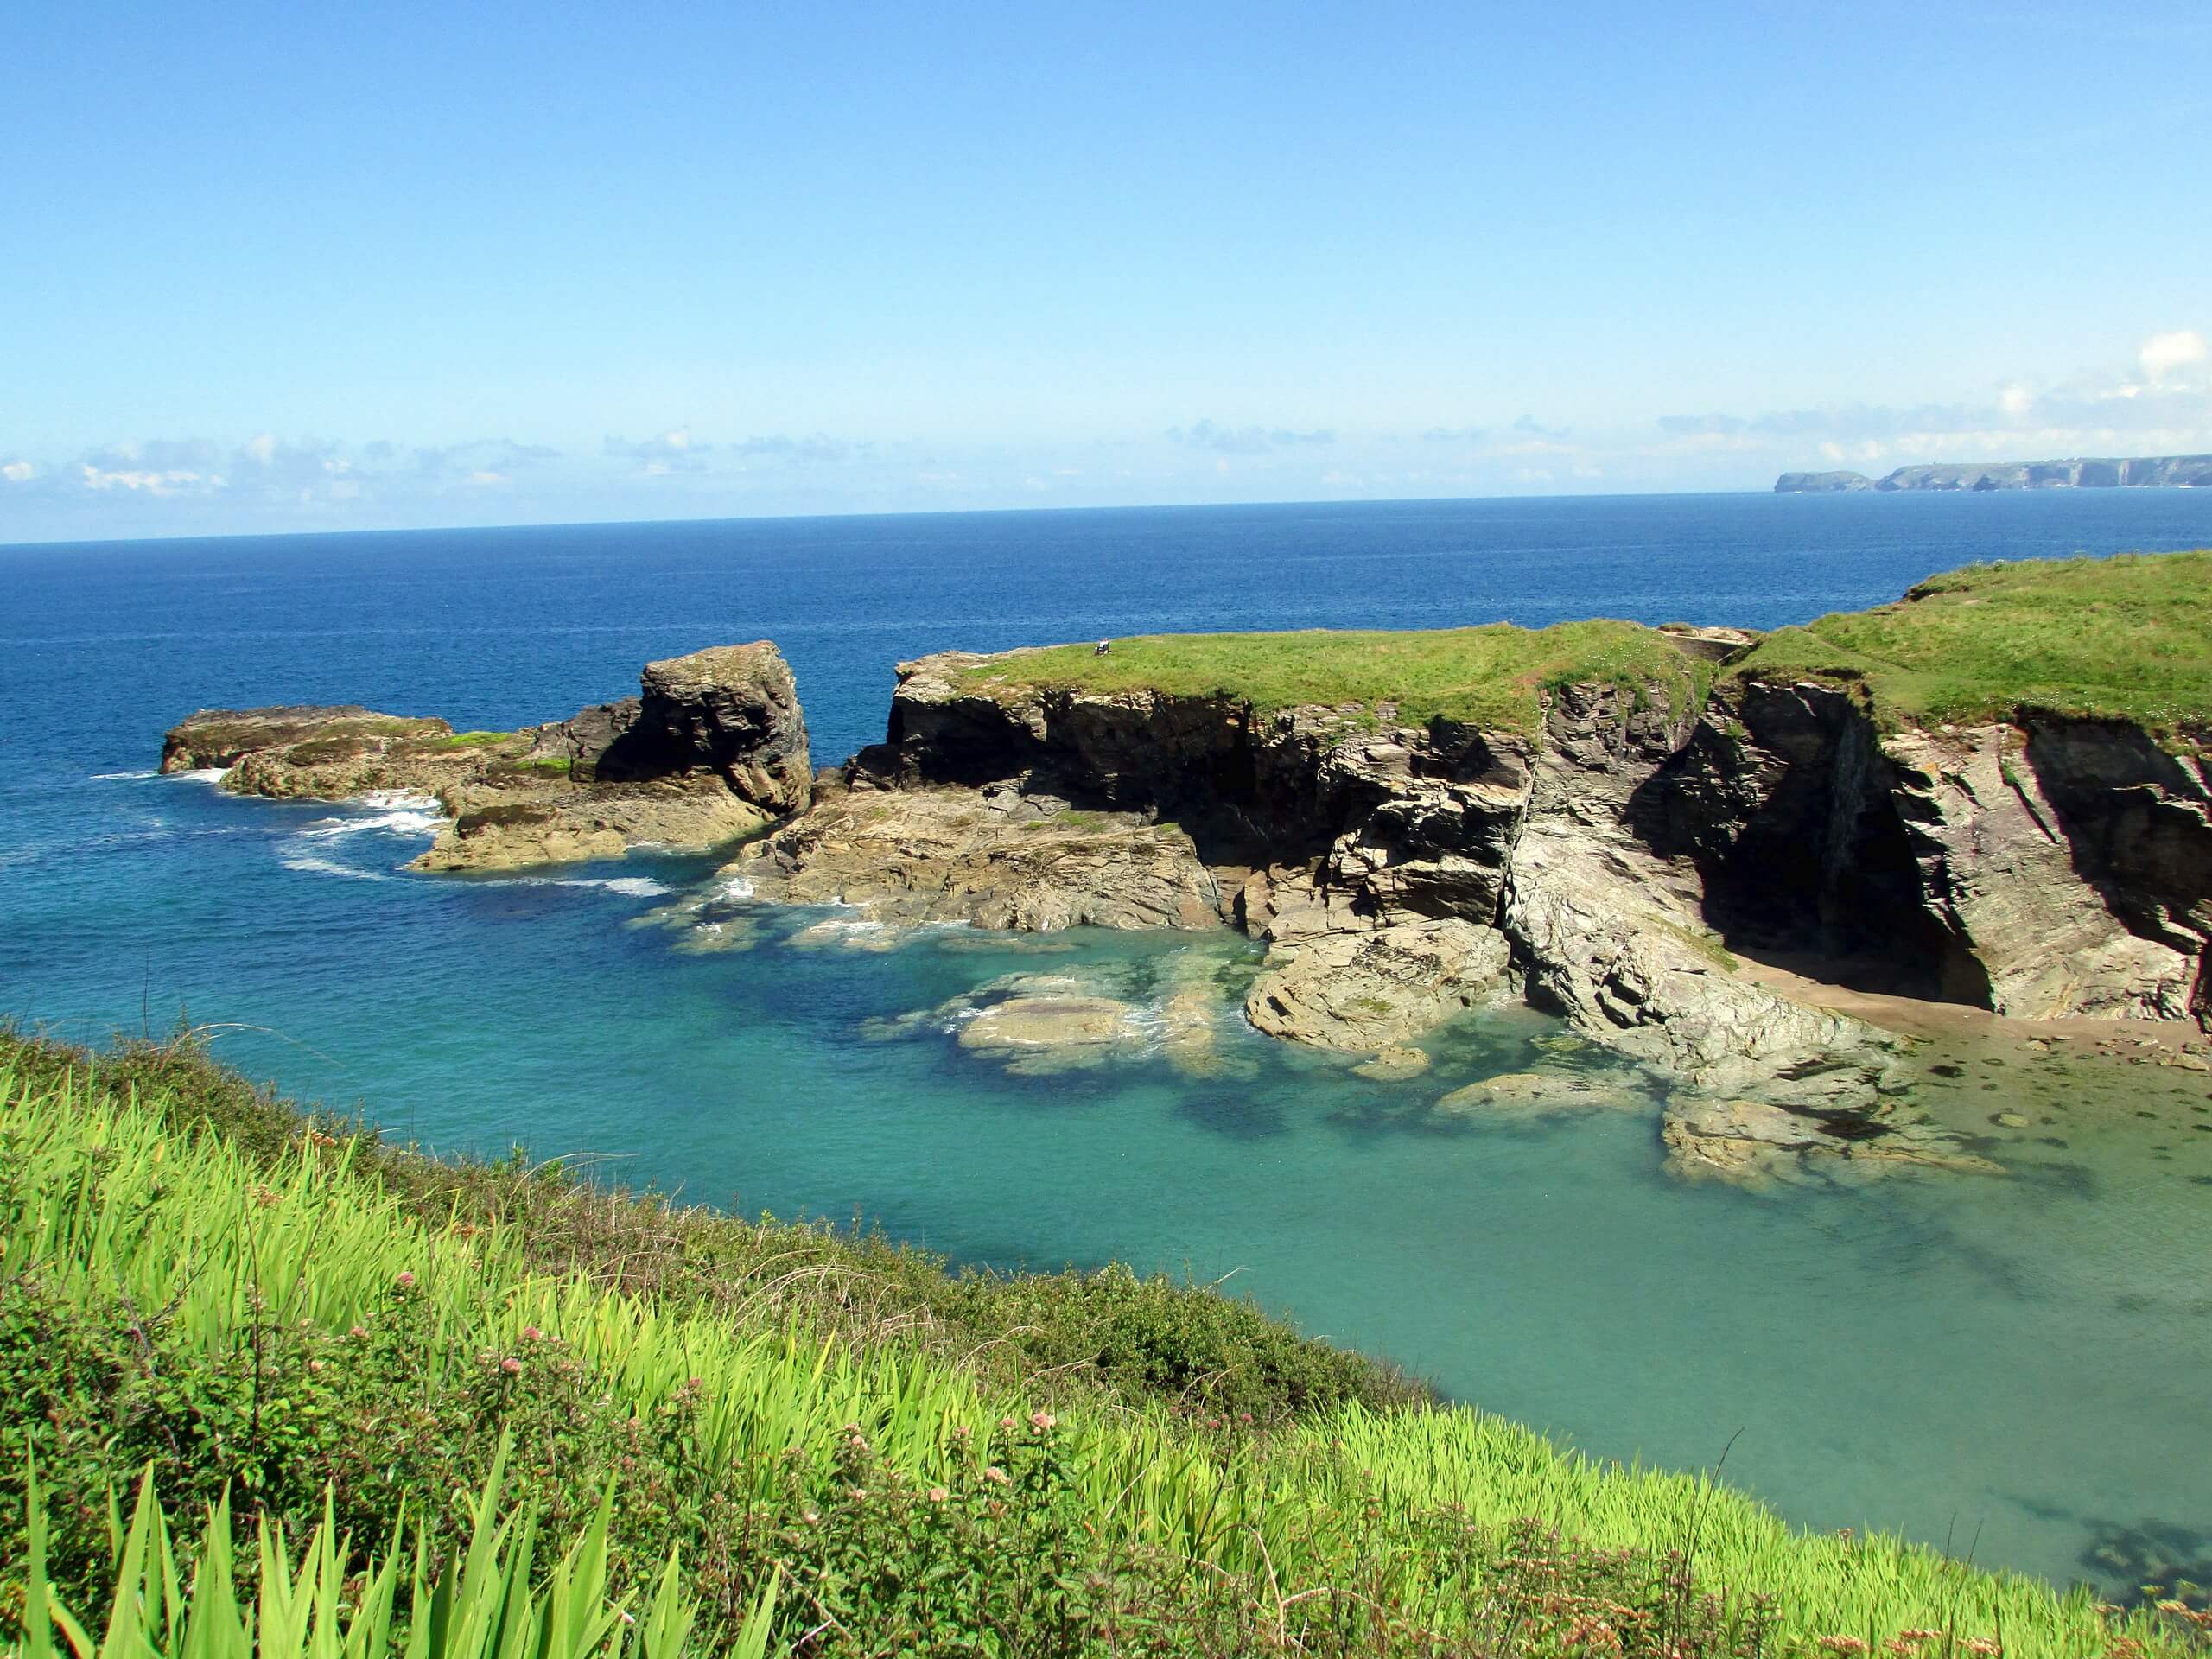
top-left (4, 0), bottom-right (2209, 541)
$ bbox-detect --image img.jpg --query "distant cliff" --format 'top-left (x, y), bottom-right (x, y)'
top-left (1776, 454), bottom-right (2212, 493)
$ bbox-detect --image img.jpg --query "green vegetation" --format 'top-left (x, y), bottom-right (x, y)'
top-left (18, 1447), bottom-right (734, 1659)
top-left (3, 1031), bottom-right (2202, 1656)
top-left (960, 620), bottom-right (1715, 736)
top-left (427, 729), bottom-right (521, 752)
top-left (1728, 550), bottom-right (2212, 746)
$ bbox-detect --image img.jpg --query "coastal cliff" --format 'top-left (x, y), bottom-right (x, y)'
top-left (731, 627), bottom-right (1968, 1174)
top-left (1777, 454), bottom-right (2212, 492)
top-left (162, 641), bottom-right (810, 870)
top-left (731, 551), bottom-right (2209, 1172)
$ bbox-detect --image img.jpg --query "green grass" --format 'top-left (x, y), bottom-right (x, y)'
top-left (4, 1032), bottom-right (2199, 1656)
top-left (425, 729), bottom-right (520, 751)
top-left (959, 620), bottom-right (1715, 736)
top-left (1727, 550), bottom-right (2212, 744)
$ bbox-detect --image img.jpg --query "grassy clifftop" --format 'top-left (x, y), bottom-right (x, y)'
top-left (958, 620), bottom-right (1715, 734)
top-left (957, 551), bottom-right (2209, 751)
top-left (5, 1030), bottom-right (2196, 1657)
top-left (1727, 550), bottom-right (2212, 743)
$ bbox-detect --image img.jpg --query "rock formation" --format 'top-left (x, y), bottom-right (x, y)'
top-left (1652, 679), bottom-right (2211, 1027)
top-left (169, 558), bottom-right (2209, 1186)
top-left (161, 641), bottom-right (810, 872)
top-left (722, 641), bottom-right (1925, 1127)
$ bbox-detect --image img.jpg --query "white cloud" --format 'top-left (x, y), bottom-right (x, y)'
top-left (605, 428), bottom-right (707, 467)
top-left (465, 470), bottom-right (509, 486)
top-left (1998, 383), bottom-right (2035, 418)
top-left (1168, 419), bottom-right (1335, 454)
top-left (1, 461), bottom-right (32, 483)
top-left (2139, 329), bottom-right (2207, 384)
top-left (81, 463), bottom-right (222, 495)
top-left (244, 433), bottom-right (277, 463)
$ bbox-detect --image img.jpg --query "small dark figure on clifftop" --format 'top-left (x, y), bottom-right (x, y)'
top-left (1095, 639), bottom-right (1112, 656)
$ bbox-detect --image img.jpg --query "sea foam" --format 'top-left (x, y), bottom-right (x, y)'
top-left (296, 807), bottom-right (448, 840)
top-left (280, 854), bottom-right (395, 882)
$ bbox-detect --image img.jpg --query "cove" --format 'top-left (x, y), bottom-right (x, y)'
top-left (5, 493), bottom-right (2212, 1598)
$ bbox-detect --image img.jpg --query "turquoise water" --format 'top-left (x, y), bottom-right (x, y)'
top-left (4, 493), bottom-right (2211, 1593)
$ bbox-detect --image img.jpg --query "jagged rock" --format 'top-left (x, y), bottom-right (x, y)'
top-left (1433, 1070), bottom-right (1645, 1114)
top-left (595, 643), bottom-right (812, 815)
top-left (1656, 676), bottom-right (2211, 1027)
top-left (518, 700), bottom-right (642, 781)
top-left (1244, 918), bottom-right (1513, 1050)
top-left (754, 647), bottom-right (1923, 1102)
top-left (1661, 1094), bottom-right (2004, 1188)
top-left (728, 779), bottom-right (1222, 931)
top-left (1491, 678), bottom-right (1913, 1103)
top-left (1884, 727), bottom-right (2204, 1020)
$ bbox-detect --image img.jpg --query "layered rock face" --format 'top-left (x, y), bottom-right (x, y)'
top-left (1656, 680), bottom-right (2211, 1027)
top-left (592, 645), bottom-right (812, 812)
top-left (161, 642), bottom-right (810, 872)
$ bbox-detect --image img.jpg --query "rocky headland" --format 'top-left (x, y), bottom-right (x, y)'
top-left (1776, 454), bottom-right (2212, 492)
top-left (165, 551), bottom-right (2211, 1186)
top-left (728, 551), bottom-right (2209, 1179)
top-left (162, 641), bottom-right (810, 871)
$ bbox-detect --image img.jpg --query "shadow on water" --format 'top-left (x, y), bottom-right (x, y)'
top-left (1169, 1083), bottom-right (1292, 1140)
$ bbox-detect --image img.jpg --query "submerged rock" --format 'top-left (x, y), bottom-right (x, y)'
top-left (868, 963), bottom-right (1240, 1079)
top-left (1660, 1094), bottom-right (2004, 1189)
top-left (1433, 1070), bottom-right (1645, 1115)
top-left (1353, 1045), bottom-right (1432, 1081)
top-left (958, 995), bottom-right (1147, 1074)
top-left (789, 915), bottom-right (902, 952)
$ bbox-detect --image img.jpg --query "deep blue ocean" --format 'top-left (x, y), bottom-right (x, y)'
top-left (5, 490), bottom-right (2211, 1593)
